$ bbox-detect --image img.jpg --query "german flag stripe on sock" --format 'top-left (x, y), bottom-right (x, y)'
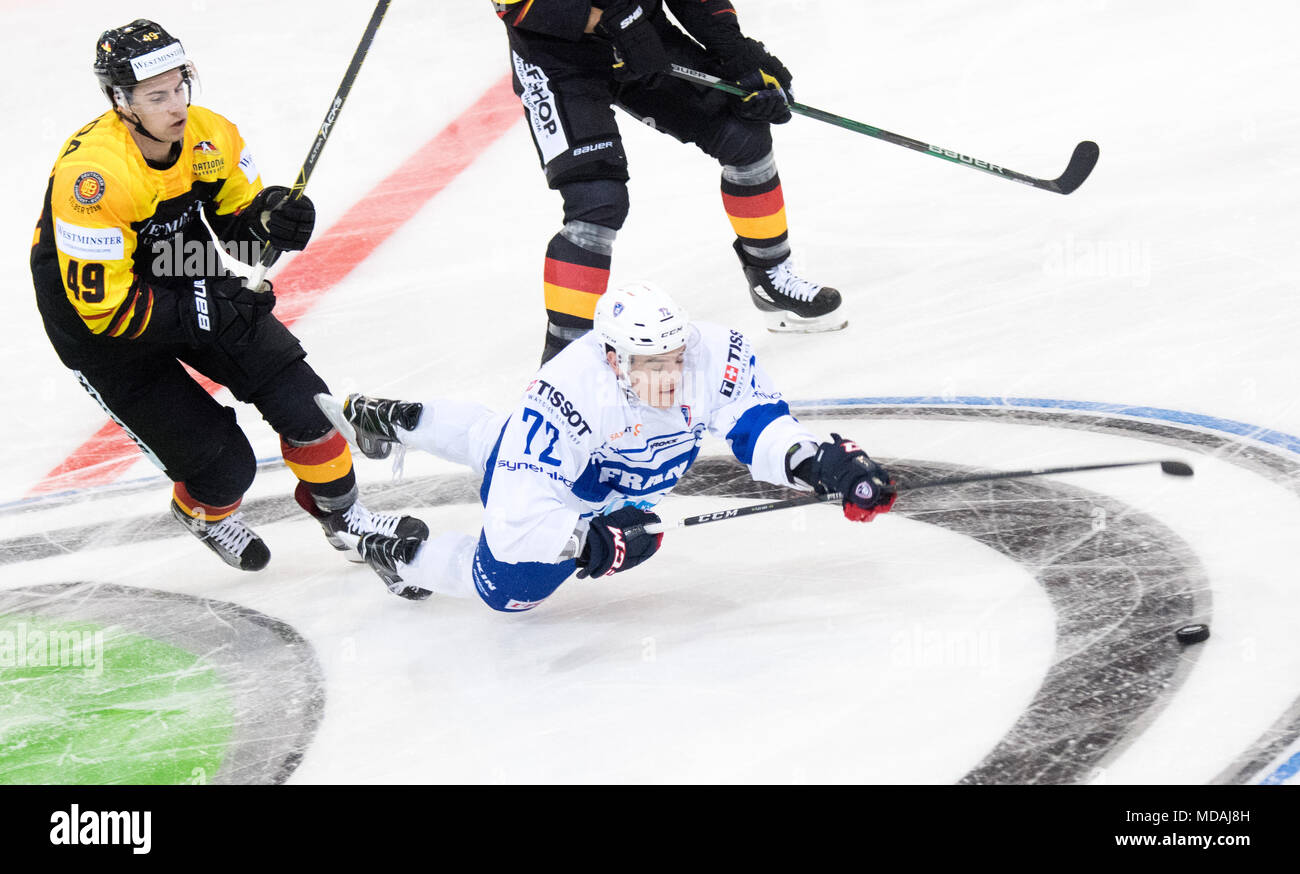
top-left (544, 259), bottom-right (610, 319)
top-left (722, 177), bottom-right (788, 244)
top-left (543, 233), bottom-right (611, 322)
top-left (281, 430), bottom-right (354, 484)
top-left (172, 482), bottom-right (240, 522)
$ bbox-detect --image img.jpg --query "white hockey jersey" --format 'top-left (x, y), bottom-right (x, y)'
top-left (480, 323), bottom-right (818, 564)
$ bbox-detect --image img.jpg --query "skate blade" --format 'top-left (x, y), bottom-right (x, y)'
top-left (762, 309), bottom-right (849, 334)
top-left (324, 529), bottom-right (366, 562)
top-left (314, 393), bottom-right (357, 447)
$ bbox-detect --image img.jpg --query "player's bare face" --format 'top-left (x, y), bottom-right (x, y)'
top-left (627, 350), bottom-right (684, 409)
top-left (128, 69), bottom-right (190, 141)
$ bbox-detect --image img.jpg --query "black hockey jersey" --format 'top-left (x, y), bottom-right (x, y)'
top-left (493, 0), bottom-right (745, 52)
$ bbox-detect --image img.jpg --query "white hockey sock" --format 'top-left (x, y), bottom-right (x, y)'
top-left (400, 400), bottom-right (508, 473)
top-left (405, 532), bottom-right (479, 600)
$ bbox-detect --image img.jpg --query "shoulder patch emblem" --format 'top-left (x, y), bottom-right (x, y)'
top-left (73, 172), bottom-right (106, 205)
top-left (192, 141), bottom-right (226, 179)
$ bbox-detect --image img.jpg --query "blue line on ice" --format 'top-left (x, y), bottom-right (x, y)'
top-left (796, 396), bottom-right (1300, 457)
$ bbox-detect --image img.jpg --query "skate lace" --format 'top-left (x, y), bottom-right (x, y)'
top-left (766, 259), bottom-right (821, 303)
top-left (391, 443), bottom-right (407, 482)
top-left (354, 397), bottom-right (389, 438)
top-left (343, 502), bottom-right (401, 537)
top-left (352, 395), bottom-right (410, 481)
top-left (207, 514), bottom-right (256, 556)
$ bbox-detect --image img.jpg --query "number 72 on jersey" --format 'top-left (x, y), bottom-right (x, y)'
top-left (520, 408), bottom-right (562, 467)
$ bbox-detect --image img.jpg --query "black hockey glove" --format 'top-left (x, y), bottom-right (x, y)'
top-left (576, 506), bottom-right (664, 579)
top-left (712, 38), bottom-right (794, 124)
top-left (594, 1), bottom-right (672, 85)
top-left (245, 185), bottom-right (316, 252)
top-left (181, 273), bottom-right (276, 350)
top-left (791, 434), bottom-right (897, 523)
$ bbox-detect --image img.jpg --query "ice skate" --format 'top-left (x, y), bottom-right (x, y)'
top-left (358, 532), bottom-right (432, 601)
top-left (294, 483), bottom-right (428, 562)
top-left (170, 500), bottom-right (271, 571)
top-left (314, 392), bottom-right (423, 461)
top-left (734, 240), bottom-right (847, 333)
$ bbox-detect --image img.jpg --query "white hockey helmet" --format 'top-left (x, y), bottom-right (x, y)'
top-left (594, 281), bottom-right (689, 377)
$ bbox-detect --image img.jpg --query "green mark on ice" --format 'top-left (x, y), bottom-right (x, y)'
top-left (0, 614), bottom-right (233, 784)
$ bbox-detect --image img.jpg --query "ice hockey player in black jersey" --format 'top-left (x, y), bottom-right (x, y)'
top-left (492, 1), bottom-right (847, 363)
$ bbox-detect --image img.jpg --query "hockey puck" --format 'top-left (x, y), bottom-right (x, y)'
top-left (1175, 623), bottom-right (1210, 645)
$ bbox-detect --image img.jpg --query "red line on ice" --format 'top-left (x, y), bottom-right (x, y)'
top-left (30, 75), bottom-right (520, 496)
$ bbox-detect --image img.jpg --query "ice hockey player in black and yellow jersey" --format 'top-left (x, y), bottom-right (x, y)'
top-left (492, 1), bottom-right (847, 364)
top-left (31, 19), bottom-right (428, 571)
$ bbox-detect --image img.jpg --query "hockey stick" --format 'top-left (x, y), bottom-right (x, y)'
top-left (669, 64), bottom-right (1099, 195)
top-left (247, 0), bottom-right (391, 288)
top-left (637, 459), bottom-right (1192, 535)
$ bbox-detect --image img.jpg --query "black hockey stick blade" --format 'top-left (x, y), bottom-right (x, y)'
top-left (1160, 460), bottom-right (1194, 476)
top-left (667, 66), bottom-right (1099, 196)
top-left (1046, 141), bottom-right (1100, 195)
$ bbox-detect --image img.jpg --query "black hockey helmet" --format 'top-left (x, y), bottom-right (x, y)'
top-left (93, 19), bottom-right (193, 104)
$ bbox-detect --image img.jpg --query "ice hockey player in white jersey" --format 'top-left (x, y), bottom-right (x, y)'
top-left (315, 281), bottom-right (896, 611)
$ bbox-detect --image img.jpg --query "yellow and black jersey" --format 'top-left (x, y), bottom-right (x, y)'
top-left (31, 106), bottom-right (263, 366)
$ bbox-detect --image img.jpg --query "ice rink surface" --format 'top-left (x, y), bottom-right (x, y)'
top-left (1, 1), bottom-right (1298, 784)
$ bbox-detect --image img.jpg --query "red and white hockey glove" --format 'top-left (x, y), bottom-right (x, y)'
top-left (792, 434), bottom-right (897, 523)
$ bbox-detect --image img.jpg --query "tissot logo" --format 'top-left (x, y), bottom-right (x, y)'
top-left (719, 330), bottom-right (746, 397)
top-left (529, 378), bottom-right (593, 437)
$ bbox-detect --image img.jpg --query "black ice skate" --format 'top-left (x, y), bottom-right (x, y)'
top-left (170, 500), bottom-right (271, 571)
top-left (314, 393), bottom-right (423, 460)
top-left (294, 483), bottom-right (429, 563)
top-left (733, 240), bottom-right (848, 333)
top-left (358, 532), bottom-right (432, 600)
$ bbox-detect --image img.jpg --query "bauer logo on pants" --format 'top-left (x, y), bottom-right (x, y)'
top-left (512, 51), bottom-right (567, 164)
